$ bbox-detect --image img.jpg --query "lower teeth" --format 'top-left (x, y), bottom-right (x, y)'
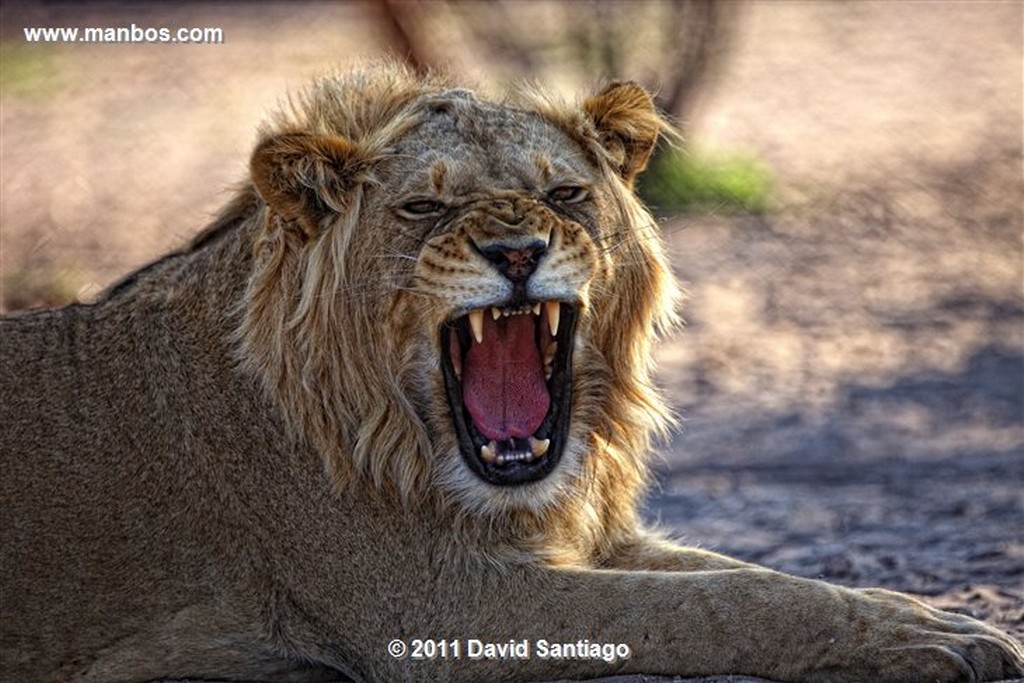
top-left (496, 451), bottom-right (533, 465)
top-left (479, 439), bottom-right (550, 465)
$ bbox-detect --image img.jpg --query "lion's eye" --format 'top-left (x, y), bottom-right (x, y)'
top-left (400, 199), bottom-right (444, 217)
top-left (547, 185), bottom-right (588, 204)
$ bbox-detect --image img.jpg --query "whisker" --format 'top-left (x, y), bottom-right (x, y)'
top-left (367, 253), bottom-right (419, 263)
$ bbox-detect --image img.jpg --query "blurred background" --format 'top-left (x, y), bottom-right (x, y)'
top-left (1, 1), bottom-right (1021, 635)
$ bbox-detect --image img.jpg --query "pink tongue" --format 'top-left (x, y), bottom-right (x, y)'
top-left (462, 313), bottom-right (549, 441)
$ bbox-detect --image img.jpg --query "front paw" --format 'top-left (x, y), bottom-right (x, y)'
top-left (830, 587), bottom-right (1024, 682)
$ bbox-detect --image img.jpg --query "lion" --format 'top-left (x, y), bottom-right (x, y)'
top-left (1, 62), bottom-right (1021, 683)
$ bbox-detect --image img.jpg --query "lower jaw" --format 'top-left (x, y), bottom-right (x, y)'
top-left (461, 432), bottom-right (565, 486)
top-left (449, 383), bottom-right (572, 487)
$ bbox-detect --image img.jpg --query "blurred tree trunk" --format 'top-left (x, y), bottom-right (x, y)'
top-left (371, 0), bottom-right (737, 124)
top-left (656, 0), bottom-right (734, 124)
top-left (372, 0), bottom-right (432, 75)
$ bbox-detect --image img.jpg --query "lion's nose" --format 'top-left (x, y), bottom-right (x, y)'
top-left (477, 239), bottom-right (547, 283)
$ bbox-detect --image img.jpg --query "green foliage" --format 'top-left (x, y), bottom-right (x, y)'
top-left (637, 145), bottom-right (775, 215)
top-left (2, 267), bottom-right (78, 312)
top-left (1, 43), bottom-right (62, 99)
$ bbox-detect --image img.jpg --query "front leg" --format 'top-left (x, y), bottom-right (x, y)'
top-left (362, 563), bottom-right (1023, 682)
top-left (601, 530), bottom-right (756, 571)
top-left (595, 533), bottom-right (1024, 682)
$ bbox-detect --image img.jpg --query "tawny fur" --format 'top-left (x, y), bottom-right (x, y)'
top-left (2, 61), bottom-right (1021, 683)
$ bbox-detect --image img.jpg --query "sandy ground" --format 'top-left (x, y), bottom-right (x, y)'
top-left (2, 2), bottom-right (1021, 682)
top-left (651, 0), bottom-right (1022, 638)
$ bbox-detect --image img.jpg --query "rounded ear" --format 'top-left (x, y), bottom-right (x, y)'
top-left (250, 132), bottom-right (363, 238)
top-left (583, 82), bottom-right (664, 186)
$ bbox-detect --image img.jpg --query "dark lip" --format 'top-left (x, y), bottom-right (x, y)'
top-left (439, 304), bottom-right (577, 486)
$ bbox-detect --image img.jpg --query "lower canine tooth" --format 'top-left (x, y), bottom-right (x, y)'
top-left (544, 341), bottom-right (557, 365)
top-left (529, 437), bottom-right (550, 457)
top-left (544, 341), bottom-right (557, 380)
top-left (480, 442), bottom-right (497, 463)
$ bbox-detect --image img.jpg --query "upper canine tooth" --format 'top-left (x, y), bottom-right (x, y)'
top-left (529, 437), bottom-right (550, 457)
top-left (491, 307), bottom-right (502, 321)
top-left (545, 301), bottom-right (560, 337)
top-left (469, 309), bottom-right (484, 344)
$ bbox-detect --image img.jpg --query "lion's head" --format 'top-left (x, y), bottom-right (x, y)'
top-left (239, 63), bottom-right (678, 550)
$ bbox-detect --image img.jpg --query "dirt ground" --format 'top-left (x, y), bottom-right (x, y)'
top-left (649, 0), bottom-right (1022, 642)
top-left (2, 2), bottom-right (1021, 682)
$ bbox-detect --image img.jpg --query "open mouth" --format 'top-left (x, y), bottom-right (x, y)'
top-left (440, 301), bottom-right (577, 486)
